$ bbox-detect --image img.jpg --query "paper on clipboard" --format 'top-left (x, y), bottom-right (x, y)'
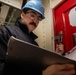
top-left (6, 36), bottom-right (76, 69)
top-left (65, 46), bottom-right (76, 61)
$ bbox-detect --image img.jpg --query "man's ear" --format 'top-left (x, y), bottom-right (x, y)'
top-left (21, 12), bottom-right (25, 19)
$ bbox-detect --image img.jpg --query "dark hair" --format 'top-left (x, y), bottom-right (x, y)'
top-left (22, 8), bottom-right (31, 14)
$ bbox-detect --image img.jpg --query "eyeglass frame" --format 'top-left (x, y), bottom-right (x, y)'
top-left (24, 11), bottom-right (42, 21)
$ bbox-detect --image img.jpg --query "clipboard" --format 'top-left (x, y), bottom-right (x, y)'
top-left (6, 36), bottom-right (76, 69)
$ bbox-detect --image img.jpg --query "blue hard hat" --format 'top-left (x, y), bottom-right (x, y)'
top-left (22, 0), bottom-right (45, 19)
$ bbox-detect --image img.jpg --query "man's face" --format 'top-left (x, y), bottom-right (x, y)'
top-left (21, 9), bottom-right (42, 32)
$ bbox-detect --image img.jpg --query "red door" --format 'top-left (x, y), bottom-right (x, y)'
top-left (53, 0), bottom-right (76, 52)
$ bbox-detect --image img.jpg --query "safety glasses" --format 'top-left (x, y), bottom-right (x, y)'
top-left (26, 11), bottom-right (42, 21)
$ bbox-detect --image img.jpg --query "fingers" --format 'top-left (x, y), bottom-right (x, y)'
top-left (55, 43), bottom-right (65, 55)
top-left (57, 69), bottom-right (75, 75)
top-left (56, 43), bottom-right (64, 50)
top-left (42, 64), bottom-right (75, 75)
top-left (56, 64), bottom-right (75, 70)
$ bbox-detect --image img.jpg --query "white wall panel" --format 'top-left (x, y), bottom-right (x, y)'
top-left (0, 5), bottom-right (9, 25)
top-left (0, 0), bottom-right (23, 9)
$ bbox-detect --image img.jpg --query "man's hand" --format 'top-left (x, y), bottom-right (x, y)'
top-left (42, 64), bottom-right (75, 75)
top-left (55, 43), bottom-right (65, 55)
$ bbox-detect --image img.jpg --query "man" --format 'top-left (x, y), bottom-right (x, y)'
top-left (0, 0), bottom-right (75, 75)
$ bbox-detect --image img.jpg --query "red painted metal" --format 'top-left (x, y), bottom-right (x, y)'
top-left (53, 0), bottom-right (76, 52)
